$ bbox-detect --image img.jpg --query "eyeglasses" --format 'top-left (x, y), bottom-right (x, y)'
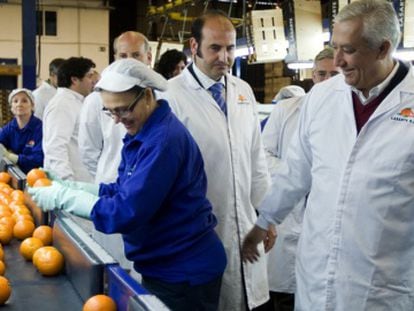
top-left (102, 89), bottom-right (145, 118)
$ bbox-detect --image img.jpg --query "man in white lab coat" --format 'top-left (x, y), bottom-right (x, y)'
top-left (243, 1), bottom-right (414, 310)
top-left (160, 10), bottom-right (273, 311)
top-left (77, 31), bottom-right (152, 272)
top-left (43, 57), bottom-right (95, 182)
top-left (263, 48), bottom-right (339, 311)
top-left (33, 58), bottom-right (65, 120)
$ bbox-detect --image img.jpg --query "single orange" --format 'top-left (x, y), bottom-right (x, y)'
top-left (0, 205), bottom-right (11, 214)
top-left (33, 246), bottom-right (64, 276)
top-left (32, 225), bottom-right (53, 246)
top-left (0, 193), bottom-right (11, 206)
top-left (20, 237), bottom-right (44, 261)
top-left (12, 206), bottom-right (31, 216)
top-left (8, 202), bottom-right (25, 212)
top-left (33, 178), bottom-right (52, 187)
top-left (13, 220), bottom-right (35, 240)
top-left (0, 173), bottom-right (10, 185)
top-left (13, 214), bottom-right (34, 223)
top-left (0, 261), bottom-right (5, 276)
top-left (0, 224), bottom-right (13, 245)
top-left (10, 190), bottom-right (24, 204)
top-left (0, 276), bottom-right (11, 305)
top-left (0, 217), bottom-right (15, 229)
top-left (83, 294), bottom-right (117, 311)
top-left (26, 169), bottom-right (47, 187)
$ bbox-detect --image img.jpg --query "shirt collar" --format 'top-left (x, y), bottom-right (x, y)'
top-left (192, 63), bottom-right (226, 89)
top-left (351, 61), bottom-right (399, 105)
top-left (58, 87), bottom-right (85, 101)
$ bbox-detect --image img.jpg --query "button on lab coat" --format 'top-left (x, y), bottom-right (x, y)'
top-left (160, 67), bottom-right (270, 310)
top-left (259, 66), bottom-right (414, 310)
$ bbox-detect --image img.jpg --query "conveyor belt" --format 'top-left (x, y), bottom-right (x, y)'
top-left (2, 239), bottom-right (84, 310)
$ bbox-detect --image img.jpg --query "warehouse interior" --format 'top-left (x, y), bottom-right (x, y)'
top-left (0, 1), bottom-right (413, 310)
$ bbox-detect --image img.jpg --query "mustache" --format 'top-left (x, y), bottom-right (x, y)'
top-left (214, 61), bottom-right (230, 67)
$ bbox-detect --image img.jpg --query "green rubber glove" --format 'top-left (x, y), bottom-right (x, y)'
top-left (42, 169), bottom-right (99, 195)
top-left (28, 182), bottom-right (99, 219)
top-left (0, 144), bottom-right (18, 164)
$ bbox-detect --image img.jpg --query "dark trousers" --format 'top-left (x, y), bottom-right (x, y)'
top-left (270, 292), bottom-right (294, 311)
top-left (142, 276), bottom-right (222, 311)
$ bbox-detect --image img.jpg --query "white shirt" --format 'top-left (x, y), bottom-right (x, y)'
top-left (43, 87), bottom-right (93, 182)
top-left (33, 80), bottom-right (57, 120)
top-left (352, 62), bottom-right (399, 104)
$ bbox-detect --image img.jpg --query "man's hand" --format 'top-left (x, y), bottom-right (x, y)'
top-left (242, 225), bottom-right (268, 263)
top-left (264, 224), bottom-right (277, 253)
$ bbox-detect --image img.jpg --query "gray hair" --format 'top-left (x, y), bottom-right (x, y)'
top-left (113, 31), bottom-right (150, 54)
top-left (314, 47), bottom-right (334, 63)
top-left (335, 0), bottom-right (400, 51)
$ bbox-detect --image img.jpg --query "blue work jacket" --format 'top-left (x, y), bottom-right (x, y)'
top-left (91, 100), bottom-right (226, 285)
top-left (0, 114), bottom-right (44, 173)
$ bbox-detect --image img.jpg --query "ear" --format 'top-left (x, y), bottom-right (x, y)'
top-left (144, 88), bottom-right (154, 106)
top-left (377, 40), bottom-right (391, 60)
top-left (71, 76), bottom-right (79, 86)
top-left (147, 51), bottom-right (153, 67)
top-left (190, 37), bottom-right (198, 56)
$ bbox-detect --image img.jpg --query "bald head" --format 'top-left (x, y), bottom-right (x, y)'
top-left (113, 31), bottom-right (152, 66)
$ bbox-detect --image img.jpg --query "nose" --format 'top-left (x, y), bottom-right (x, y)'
top-left (334, 50), bottom-right (344, 67)
top-left (219, 48), bottom-right (228, 61)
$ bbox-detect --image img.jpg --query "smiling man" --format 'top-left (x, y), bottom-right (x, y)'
top-left (160, 10), bottom-right (272, 311)
top-left (242, 0), bottom-right (414, 309)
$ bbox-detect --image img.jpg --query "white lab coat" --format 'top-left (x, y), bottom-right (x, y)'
top-left (259, 65), bottom-right (414, 310)
top-left (78, 91), bottom-right (133, 271)
top-left (33, 80), bottom-right (57, 120)
top-left (261, 96), bottom-right (306, 294)
top-left (160, 67), bottom-right (271, 310)
top-left (43, 88), bottom-right (92, 182)
top-left (78, 91), bottom-right (126, 184)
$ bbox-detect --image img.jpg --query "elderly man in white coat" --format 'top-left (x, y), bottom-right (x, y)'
top-left (262, 49), bottom-right (338, 311)
top-left (78, 31), bottom-right (152, 273)
top-left (160, 10), bottom-right (273, 311)
top-left (243, 0), bottom-right (414, 310)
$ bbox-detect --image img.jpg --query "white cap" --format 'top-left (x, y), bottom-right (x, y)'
top-left (274, 85), bottom-right (305, 101)
top-left (95, 58), bottom-right (168, 92)
top-left (8, 88), bottom-right (35, 106)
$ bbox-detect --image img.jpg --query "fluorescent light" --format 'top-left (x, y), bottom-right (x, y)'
top-left (235, 46), bottom-right (250, 57)
top-left (393, 50), bottom-right (414, 61)
top-left (322, 31), bottom-right (331, 42)
top-left (287, 62), bottom-right (314, 70)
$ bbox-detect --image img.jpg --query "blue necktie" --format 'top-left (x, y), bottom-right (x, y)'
top-left (209, 82), bottom-right (227, 116)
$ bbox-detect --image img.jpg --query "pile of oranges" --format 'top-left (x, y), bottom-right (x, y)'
top-left (0, 169), bottom-right (65, 306)
top-left (0, 169), bottom-right (117, 309)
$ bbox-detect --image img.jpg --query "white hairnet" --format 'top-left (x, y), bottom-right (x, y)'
top-left (95, 58), bottom-right (168, 93)
top-left (274, 85), bottom-right (305, 101)
top-left (8, 88), bottom-right (35, 106)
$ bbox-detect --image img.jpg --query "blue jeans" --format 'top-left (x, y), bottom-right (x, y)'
top-left (142, 276), bottom-right (222, 311)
